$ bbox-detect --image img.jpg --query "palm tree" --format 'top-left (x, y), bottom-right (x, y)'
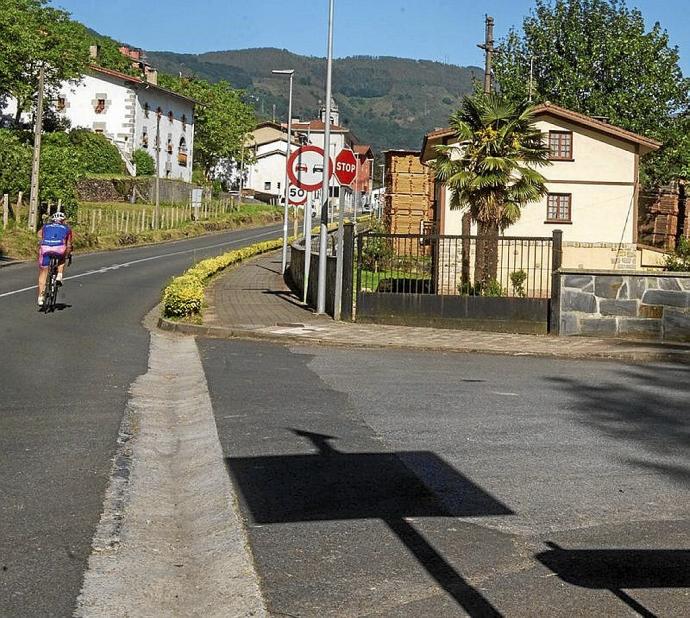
top-left (432, 94), bottom-right (551, 289)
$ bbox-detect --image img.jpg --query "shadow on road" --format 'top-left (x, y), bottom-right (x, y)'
top-left (226, 429), bottom-right (512, 616)
top-left (547, 363), bottom-right (690, 483)
top-left (536, 542), bottom-right (690, 617)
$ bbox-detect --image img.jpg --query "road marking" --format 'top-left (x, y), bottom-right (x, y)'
top-left (0, 229), bottom-right (279, 299)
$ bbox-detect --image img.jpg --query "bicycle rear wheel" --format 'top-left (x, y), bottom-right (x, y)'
top-left (44, 258), bottom-right (59, 312)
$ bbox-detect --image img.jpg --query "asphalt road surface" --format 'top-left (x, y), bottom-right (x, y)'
top-left (0, 223), bottom-right (281, 617)
top-left (199, 339), bottom-right (689, 617)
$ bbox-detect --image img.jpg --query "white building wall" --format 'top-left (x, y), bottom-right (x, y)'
top-left (133, 89), bottom-right (194, 182)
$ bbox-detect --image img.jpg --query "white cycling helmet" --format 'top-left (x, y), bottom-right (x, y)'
top-left (50, 212), bottom-right (66, 223)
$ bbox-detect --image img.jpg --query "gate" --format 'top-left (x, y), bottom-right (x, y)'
top-left (356, 231), bottom-right (562, 334)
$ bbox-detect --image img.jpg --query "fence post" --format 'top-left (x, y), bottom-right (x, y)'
top-left (550, 229), bottom-right (563, 335)
top-left (341, 222), bottom-right (355, 321)
top-left (2, 194), bottom-right (8, 229)
top-left (91, 209), bottom-right (96, 233)
top-left (355, 231), bottom-right (364, 305)
top-left (461, 213), bottom-right (471, 290)
top-left (125, 211), bottom-right (129, 234)
top-left (15, 191), bottom-right (23, 222)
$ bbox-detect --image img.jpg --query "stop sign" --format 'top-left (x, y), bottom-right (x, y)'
top-left (334, 148), bottom-right (357, 186)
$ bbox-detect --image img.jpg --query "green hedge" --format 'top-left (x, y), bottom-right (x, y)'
top-left (162, 238), bottom-right (284, 318)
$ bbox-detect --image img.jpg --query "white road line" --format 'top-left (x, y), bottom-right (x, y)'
top-left (0, 229), bottom-right (278, 299)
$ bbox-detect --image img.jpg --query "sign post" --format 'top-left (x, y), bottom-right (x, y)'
top-left (333, 147), bottom-right (357, 320)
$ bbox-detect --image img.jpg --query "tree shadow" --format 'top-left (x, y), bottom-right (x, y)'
top-left (546, 363), bottom-right (690, 483)
top-left (536, 541), bottom-right (690, 617)
top-left (226, 429), bottom-right (513, 616)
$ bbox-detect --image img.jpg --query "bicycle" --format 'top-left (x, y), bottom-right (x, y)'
top-left (42, 255), bottom-right (60, 313)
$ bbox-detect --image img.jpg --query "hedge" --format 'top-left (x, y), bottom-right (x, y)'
top-left (162, 238), bottom-right (284, 318)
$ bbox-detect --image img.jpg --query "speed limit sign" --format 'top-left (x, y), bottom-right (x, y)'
top-left (288, 184), bottom-right (307, 206)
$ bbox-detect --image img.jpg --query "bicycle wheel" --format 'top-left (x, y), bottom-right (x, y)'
top-left (45, 258), bottom-right (59, 312)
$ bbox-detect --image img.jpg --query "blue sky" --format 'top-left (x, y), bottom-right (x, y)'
top-left (53, 0), bottom-right (689, 73)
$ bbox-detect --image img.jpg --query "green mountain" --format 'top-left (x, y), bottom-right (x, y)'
top-left (146, 47), bottom-right (481, 152)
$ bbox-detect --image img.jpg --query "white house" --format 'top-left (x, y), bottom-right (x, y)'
top-left (244, 121), bottom-right (303, 200)
top-left (2, 60), bottom-right (196, 183)
top-left (421, 102), bottom-right (662, 269)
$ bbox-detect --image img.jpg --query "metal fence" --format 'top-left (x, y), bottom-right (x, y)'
top-left (357, 232), bottom-right (558, 299)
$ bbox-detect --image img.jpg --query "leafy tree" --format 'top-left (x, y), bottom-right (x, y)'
top-left (133, 149), bottom-right (155, 176)
top-left (0, 0), bottom-right (90, 124)
top-left (158, 75), bottom-right (256, 179)
top-left (39, 137), bottom-right (82, 212)
top-left (0, 129), bottom-right (32, 197)
top-left (494, 0), bottom-right (690, 186)
top-left (65, 129), bottom-right (125, 175)
top-left (432, 94), bottom-right (550, 285)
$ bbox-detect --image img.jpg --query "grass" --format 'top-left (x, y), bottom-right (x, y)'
top-left (358, 268), bottom-right (430, 292)
top-left (0, 203), bottom-right (282, 260)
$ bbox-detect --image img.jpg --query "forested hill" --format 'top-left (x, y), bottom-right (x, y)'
top-left (146, 47), bottom-right (481, 151)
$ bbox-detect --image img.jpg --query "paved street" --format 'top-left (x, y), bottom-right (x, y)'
top-left (200, 339), bottom-right (689, 617)
top-left (0, 224), bottom-right (281, 616)
top-left (1, 228), bottom-right (688, 616)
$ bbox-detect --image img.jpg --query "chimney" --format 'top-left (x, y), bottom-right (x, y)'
top-left (89, 44), bottom-right (100, 59)
top-left (592, 115), bottom-right (610, 124)
top-left (144, 66), bottom-right (158, 86)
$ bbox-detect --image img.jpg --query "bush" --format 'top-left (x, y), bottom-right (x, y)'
top-left (361, 217), bottom-right (394, 271)
top-left (68, 129), bottom-right (125, 175)
top-left (40, 141), bottom-right (82, 215)
top-left (665, 237), bottom-right (690, 271)
top-left (0, 129), bottom-right (31, 197)
top-left (510, 270), bottom-right (528, 297)
top-left (162, 238), bottom-right (284, 318)
top-left (133, 149), bottom-right (155, 176)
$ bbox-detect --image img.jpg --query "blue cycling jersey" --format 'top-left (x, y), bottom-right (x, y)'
top-left (40, 223), bottom-right (71, 247)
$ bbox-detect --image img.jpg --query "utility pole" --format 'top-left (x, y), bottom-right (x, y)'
top-left (528, 56), bottom-right (535, 102)
top-left (477, 15), bottom-right (495, 94)
top-left (28, 66), bottom-right (45, 231)
top-left (316, 0), bottom-right (335, 314)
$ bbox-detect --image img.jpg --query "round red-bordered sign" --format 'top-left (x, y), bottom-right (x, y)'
top-left (287, 184), bottom-right (308, 206)
top-left (287, 145), bottom-right (333, 192)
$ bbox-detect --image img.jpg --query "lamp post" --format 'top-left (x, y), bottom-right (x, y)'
top-left (155, 107), bottom-right (162, 229)
top-left (317, 0), bottom-right (335, 314)
top-left (272, 69), bottom-right (295, 273)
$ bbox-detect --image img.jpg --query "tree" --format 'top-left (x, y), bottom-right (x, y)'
top-left (0, 129), bottom-right (32, 197)
top-left (494, 0), bottom-right (690, 187)
top-left (0, 0), bottom-right (90, 124)
top-left (158, 75), bottom-right (256, 179)
top-left (432, 94), bottom-right (551, 286)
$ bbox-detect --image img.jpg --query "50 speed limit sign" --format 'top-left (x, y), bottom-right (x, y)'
top-left (288, 185), bottom-right (308, 206)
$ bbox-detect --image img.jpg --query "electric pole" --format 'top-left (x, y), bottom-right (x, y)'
top-left (477, 15), bottom-right (495, 94)
top-left (155, 109), bottom-right (161, 228)
top-left (28, 66), bottom-right (45, 231)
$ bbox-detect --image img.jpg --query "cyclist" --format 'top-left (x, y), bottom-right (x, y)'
top-left (37, 212), bottom-right (73, 307)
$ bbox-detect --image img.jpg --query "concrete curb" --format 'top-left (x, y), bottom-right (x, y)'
top-left (157, 316), bottom-right (690, 365)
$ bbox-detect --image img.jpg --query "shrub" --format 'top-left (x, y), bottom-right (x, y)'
top-left (40, 141), bottom-right (82, 215)
top-left (665, 237), bottom-right (690, 271)
top-left (0, 129), bottom-right (31, 197)
top-left (133, 149), bottom-right (155, 176)
top-left (68, 129), bottom-right (125, 175)
top-left (482, 278), bottom-right (504, 297)
top-left (361, 217), bottom-right (394, 271)
top-left (510, 270), bottom-right (528, 297)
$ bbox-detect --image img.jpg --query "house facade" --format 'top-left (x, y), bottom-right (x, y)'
top-left (421, 103), bottom-right (662, 269)
top-left (56, 66), bottom-right (196, 182)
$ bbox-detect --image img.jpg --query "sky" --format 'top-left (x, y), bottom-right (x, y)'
top-left (52, 0), bottom-right (690, 73)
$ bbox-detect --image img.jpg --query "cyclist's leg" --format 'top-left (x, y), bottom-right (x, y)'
top-left (37, 249), bottom-right (50, 304)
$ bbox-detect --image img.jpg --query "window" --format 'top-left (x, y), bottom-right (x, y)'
top-left (547, 193), bottom-right (572, 222)
top-left (548, 131), bottom-right (573, 160)
top-left (95, 98), bottom-right (106, 114)
top-left (264, 181), bottom-right (271, 191)
top-left (144, 102), bottom-right (150, 118)
top-left (178, 137), bottom-right (188, 167)
top-left (168, 110), bottom-right (174, 123)
top-left (181, 113), bottom-right (187, 130)
top-left (141, 127), bottom-right (148, 148)
top-left (56, 96), bottom-right (66, 112)
top-left (277, 182), bottom-right (281, 190)
top-left (166, 136), bottom-right (173, 154)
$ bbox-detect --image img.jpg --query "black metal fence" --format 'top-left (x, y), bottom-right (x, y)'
top-left (357, 232), bottom-right (559, 299)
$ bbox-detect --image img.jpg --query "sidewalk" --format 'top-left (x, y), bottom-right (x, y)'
top-left (160, 252), bottom-right (690, 364)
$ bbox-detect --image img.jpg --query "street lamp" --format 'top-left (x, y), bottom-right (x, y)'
top-left (272, 69), bottom-right (295, 273)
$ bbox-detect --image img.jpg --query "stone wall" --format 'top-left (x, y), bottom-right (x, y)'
top-left (558, 270), bottom-right (690, 342)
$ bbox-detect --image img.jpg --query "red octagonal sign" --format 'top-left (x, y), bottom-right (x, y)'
top-left (335, 148), bottom-right (357, 187)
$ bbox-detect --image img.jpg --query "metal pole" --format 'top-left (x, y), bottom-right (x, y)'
top-left (334, 185), bottom-right (346, 320)
top-left (155, 110), bottom-right (161, 228)
top-left (281, 72), bottom-right (294, 273)
top-left (379, 162), bottom-right (385, 220)
top-left (478, 15), bottom-right (495, 95)
top-left (353, 154), bottom-right (360, 228)
top-left (316, 0), bottom-right (335, 314)
top-left (304, 191), bottom-right (313, 304)
top-left (28, 65), bottom-right (45, 231)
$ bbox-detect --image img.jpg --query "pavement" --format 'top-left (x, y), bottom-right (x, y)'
top-left (160, 251), bottom-right (690, 364)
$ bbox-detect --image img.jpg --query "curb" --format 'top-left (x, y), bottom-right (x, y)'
top-left (157, 316), bottom-right (690, 365)
top-left (0, 259), bottom-right (25, 269)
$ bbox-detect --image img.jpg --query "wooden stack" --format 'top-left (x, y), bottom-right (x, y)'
top-left (384, 150), bottom-right (435, 235)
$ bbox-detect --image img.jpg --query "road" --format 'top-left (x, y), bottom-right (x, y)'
top-left (0, 223), bottom-right (281, 617)
top-left (1, 222), bottom-right (688, 616)
top-left (199, 339), bottom-right (689, 617)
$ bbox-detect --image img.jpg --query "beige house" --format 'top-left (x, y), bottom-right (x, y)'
top-left (421, 102), bottom-right (663, 269)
